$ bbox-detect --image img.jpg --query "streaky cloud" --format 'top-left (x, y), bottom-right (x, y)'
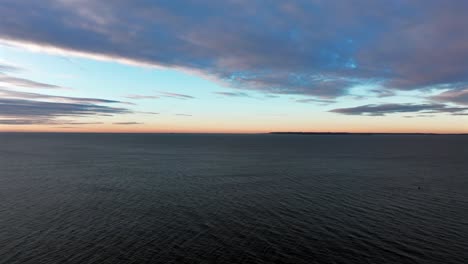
top-left (0, 63), bottom-right (22, 72)
top-left (113, 122), bottom-right (143, 125)
top-left (125, 94), bottom-right (160, 100)
top-left (159, 92), bottom-right (195, 99)
top-left (0, 73), bottom-right (63, 89)
top-left (136, 111), bottom-right (159, 115)
top-left (330, 103), bottom-right (468, 116)
top-left (431, 89), bottom-right (468, 105)
top-left (0, 88), bottom-right (128, 104)
top-left (214, 92), bottom-right (251, 97)
top-left (0, 98), bottom-right (131, 125)
top-left (0, 119), bottom-right (104, 125)
top-left (295, 98), bottom-right (335, 104)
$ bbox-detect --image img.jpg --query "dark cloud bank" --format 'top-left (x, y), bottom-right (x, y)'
top-left (1, 1), bottom-right (468, 117)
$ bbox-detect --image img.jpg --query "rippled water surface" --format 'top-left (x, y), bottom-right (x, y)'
top-left (1, 133), bottom-right (467, 263)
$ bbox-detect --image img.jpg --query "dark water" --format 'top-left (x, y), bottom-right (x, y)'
top-left (0, 133), bottom-right (467, 264)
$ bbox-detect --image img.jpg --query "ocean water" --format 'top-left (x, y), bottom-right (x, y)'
top-left (0, 133), bottom-right (467, 264)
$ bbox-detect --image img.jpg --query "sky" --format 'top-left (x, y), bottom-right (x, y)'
top-left (0, 0), bottom-right (467, 133)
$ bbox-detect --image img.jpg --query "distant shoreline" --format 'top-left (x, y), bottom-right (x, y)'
top-left (269, 132), bottom-right (468, 136)
top-left (0, 131), bottom-right (467, 135)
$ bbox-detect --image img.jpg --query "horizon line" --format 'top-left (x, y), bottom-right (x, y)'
top-left (1, 131), bottom-right (468, 135)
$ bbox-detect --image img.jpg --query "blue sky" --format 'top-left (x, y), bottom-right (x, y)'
top-left (0, 0), bottom-right (467, 133)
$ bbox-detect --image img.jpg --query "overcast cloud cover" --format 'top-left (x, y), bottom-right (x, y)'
top-left (0, 0), bottom-right (468, 124)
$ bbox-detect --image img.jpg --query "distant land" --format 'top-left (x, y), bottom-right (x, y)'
top-left (0, 131), bottom-right (467, 135)
top-left (269, 132), bottom-right (468, 135)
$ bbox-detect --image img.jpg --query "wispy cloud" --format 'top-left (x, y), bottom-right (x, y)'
top-left (370, 89), bottom-right (396, 98)
top-left (0, 62), bottom-right (136, 124)
top-left (0, 62), bottom-right (68, 91)
top-left (330, 103), bottom-right (468, 116)
top-left (403, 115), bottom-right (435, 118)
top-left (0, 88), bottom-right (127, 104)
top-left (126, 92), bottom-right (194, 100)
top-left (0, 98), bottom-right (130, 117)
top-left (136, 111), bottom-right (159, 115)
top-left (295, 98), bottom-right (335, 104)
top-left (159, 92), bottom-right (195, 100)
top-left (0, 119), bottom-right (104, 125)
top-left (214, 91), bottom-right (251, 97)
top-left (0, 63), bottom-right (22, 72)
top-left (0, 96), bottom-right (131, 125)
top-left (125, 94), bottom-right (160, 100)
top-left (0, 73), bottom-right (64, 89)
top-left (113, 122), bottom-right (143, 125)
top-left (175, 114), bottom-right (192, 117)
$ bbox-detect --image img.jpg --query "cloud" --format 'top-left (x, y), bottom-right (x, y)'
top-left (125, 94), bottom-right (160, 100)
top-left (431, 89), bottom-right (468, 105)
top-left (295, 98), bottom-right (335, 104)
top-left (113, 122), bottom-right (143, 125)
top-left (159, 92), bottom-right (195, 99)
top-left (0, 88), bottom-right (127, 104)
top-left (330, 103), bottom-right (468, 116)
top-left (0, 62), bottom-right (134, 126)
top-left (1, 0), bottom-right (467, 100)
top-left (136, 111), bottom-right (159, 115)
top-left (403, 115), bottom-right (435, 118)
top-left (0, 97), bottom-right (130, 125)
top-left (0, 63), bottom-right (22, 72)
top-left (0, 71), bottom-right (66, 89)
top-left (0, 119), bottom-right (104, 125)
top-left (175, 114), bottom-right (192, 117)
top-left (214, 91), bottom-right (251, 97)
top-left (0, 64), bottom-right (64, 90)
top-left (126, 92), bottom-right (195, 100)
top-left (0, 98), bottom-right (129, 117)
top-left (369, 89), bottom-right (396, 98)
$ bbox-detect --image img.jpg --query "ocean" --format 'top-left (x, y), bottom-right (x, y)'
top-left (0, 133), bottom-right (467, 263)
